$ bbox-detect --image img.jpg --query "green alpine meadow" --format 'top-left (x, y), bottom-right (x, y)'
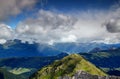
top-left (29, 54), bottom-right (107, 79)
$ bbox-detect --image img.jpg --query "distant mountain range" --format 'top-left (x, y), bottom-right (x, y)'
top-left (0, 39), bottom-right (120, 58)
top-left (53, 42), bottom-right (120, 53)
top-left (0, 40), bottom-right (63, 58)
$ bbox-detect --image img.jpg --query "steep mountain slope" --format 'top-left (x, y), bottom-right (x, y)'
top-left (0, 40), bottom-right (63, 58)
top-left (29, 54), bottom-right (106, 79)
top-left (0, 53), bottom-right (68, 78)
top-left (80, 47), bottom-right (120, 76)
top-left (0, 68), bottom-right (25, 79)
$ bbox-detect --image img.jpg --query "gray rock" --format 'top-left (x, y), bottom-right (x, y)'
top-left (59, 71), bottom-right (120, 79)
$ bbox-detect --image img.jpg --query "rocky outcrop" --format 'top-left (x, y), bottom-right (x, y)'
top-left (58, 71), bottom-right (120, 79)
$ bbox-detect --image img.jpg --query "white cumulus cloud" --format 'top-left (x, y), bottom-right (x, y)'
top-left (15, 10), bottom-right (76, 44)
top-left (13, 7), bottom-right (120, 44)
top-left (0, 24), bottom-right (13, 44)
top-left (1, 5), bottom-right (120, 44)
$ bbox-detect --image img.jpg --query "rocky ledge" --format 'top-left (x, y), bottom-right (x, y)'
top-left (58, 71), bottom-right (120, 79)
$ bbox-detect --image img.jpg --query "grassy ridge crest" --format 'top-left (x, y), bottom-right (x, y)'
top-left (30, 54), bottom-right (107, 79)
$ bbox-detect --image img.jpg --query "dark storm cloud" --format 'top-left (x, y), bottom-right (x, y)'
top-left (0, 0), bottom-right (37, 21)
top-left (106, 19), bottom-right (120, 33)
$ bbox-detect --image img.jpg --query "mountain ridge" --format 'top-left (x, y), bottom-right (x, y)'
top-left (29, 54), bottom-right (106, 79)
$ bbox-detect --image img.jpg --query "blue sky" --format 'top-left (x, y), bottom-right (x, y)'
top-left (40, 0), bottom-right (117, 10)
top-left (5, 0), bottom-right (119, 28)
